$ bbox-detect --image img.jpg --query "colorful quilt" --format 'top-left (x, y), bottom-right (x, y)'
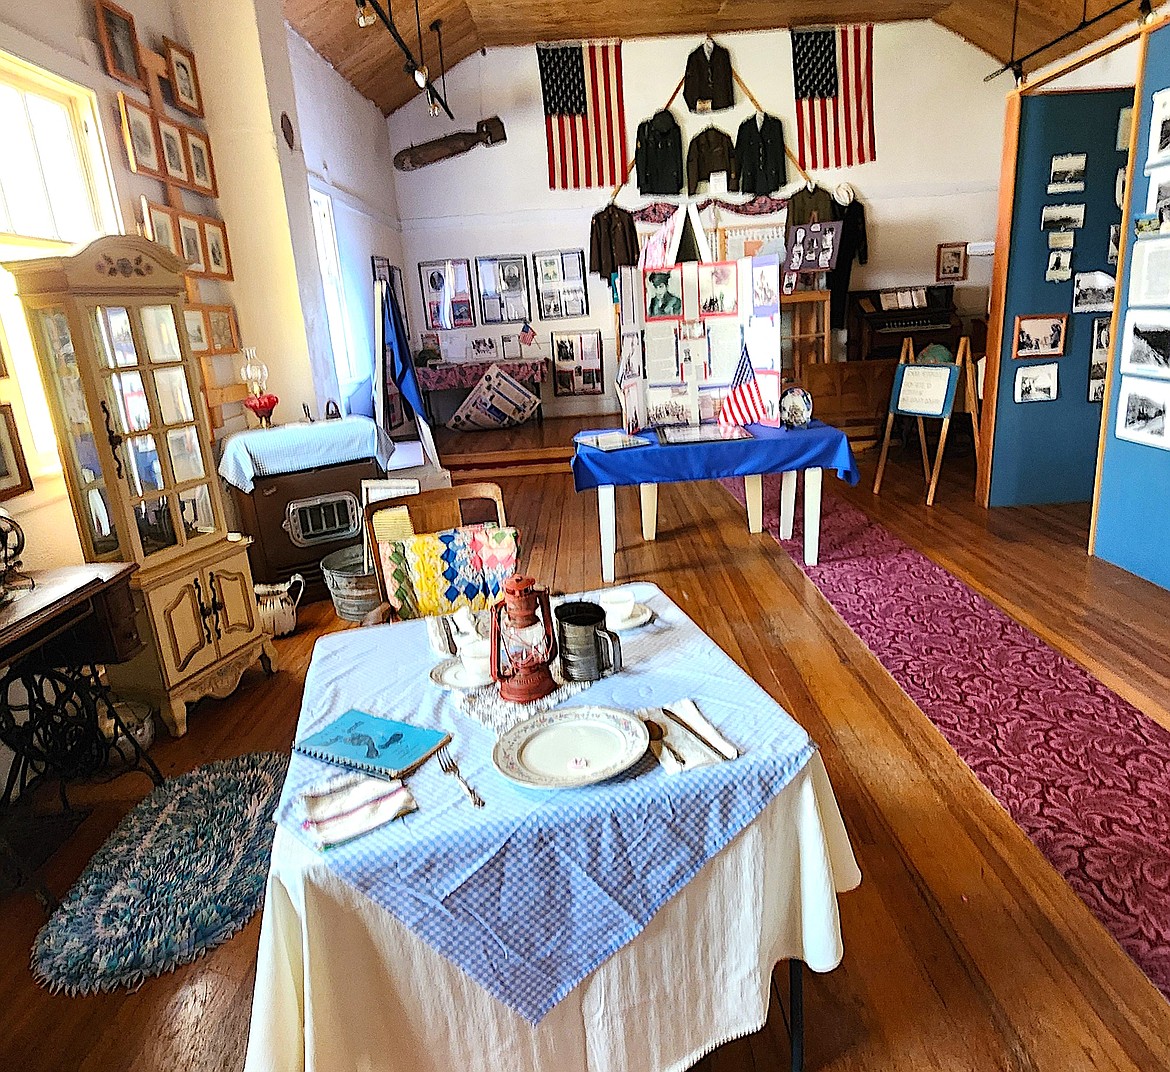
top-left (380, 524), bottom-right (520, 619)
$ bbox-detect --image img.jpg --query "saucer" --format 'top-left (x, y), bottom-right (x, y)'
top-left (429, 658), bottom-right (494, 693)
top-left (606, 603), bottom-right (652, 632)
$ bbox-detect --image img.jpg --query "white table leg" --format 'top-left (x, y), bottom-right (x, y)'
top-left (639, 483), bottom-right (658, 541)
top-left (803, 468), bottom-right (823, 566)
top-left (598, 484), bottom-right (616, 583)
top-left (744, 474), bottom-right (763, 534)
top-left (779, 471), bottom-right (797, 540)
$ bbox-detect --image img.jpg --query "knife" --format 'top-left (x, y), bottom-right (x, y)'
top-left (661, 706), bottom-right (727, 762)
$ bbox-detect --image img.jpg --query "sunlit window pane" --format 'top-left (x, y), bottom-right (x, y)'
top-left (0, 84), bottom-right (54, 239)
top-left (27, 94), bottom-right (97, 241)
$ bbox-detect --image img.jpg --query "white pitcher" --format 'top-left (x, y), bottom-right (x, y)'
top-left (254, 574), bottom-right (304, 637)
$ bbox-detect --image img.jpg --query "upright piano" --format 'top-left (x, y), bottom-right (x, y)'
top-left (845, 284), bottom-right (962, 361)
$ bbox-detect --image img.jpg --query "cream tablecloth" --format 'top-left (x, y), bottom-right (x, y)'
top-left (244, 750), bottom-right (859, 1072)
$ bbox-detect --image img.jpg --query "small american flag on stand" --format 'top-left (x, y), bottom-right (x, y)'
top-left (719, 346), bottom-right (766, 428)
top-left (519, 321), bottom-right (537, 345)
top-left (791, 25), bottom-right (876, 170)
top-left (536, 42), bottom-right (629, 189)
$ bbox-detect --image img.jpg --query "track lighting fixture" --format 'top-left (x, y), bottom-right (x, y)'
top-left (413, 64), bottom-right (429, 89)
top-left (1139, 0), bottom-right (1155, 25)
top-left (1012, 61), bottom-right (1024, 86)
top-left (355, 0), bottom-right (377, 28)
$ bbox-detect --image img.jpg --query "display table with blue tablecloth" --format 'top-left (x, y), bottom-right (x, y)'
top-left (571, 422), bottom-right (859, 580)
top-left (218, 416), bottom-right (396, 493)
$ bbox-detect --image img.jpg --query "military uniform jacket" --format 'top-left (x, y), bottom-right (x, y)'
top-left (687, 128), bottom-right (739, 195)
top-left (589, 203), bottom-right (640, 279)
top-left (683, 43), bottom-right (734, 112)
top-left (735, 115), bottom-right (787, 196)
top-left (635, 111), bottom-right (684, 195)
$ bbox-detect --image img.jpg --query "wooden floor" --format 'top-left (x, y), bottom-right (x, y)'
top-left (3, 446), bottom-right (1170, 1072)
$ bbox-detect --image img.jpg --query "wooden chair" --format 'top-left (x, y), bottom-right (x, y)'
top-left (362, 483), bottom-right (509, 626)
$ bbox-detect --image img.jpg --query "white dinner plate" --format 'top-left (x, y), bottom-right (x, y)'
top-left (492, 706), bottom-right (649, 789)
top-left (607, 603), bottom-right (653, 632)
top-left (429, 657), bottom-right (493, 693)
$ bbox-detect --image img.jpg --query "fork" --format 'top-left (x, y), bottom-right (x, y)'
top-left (437, 745), bottom-right (485, 808)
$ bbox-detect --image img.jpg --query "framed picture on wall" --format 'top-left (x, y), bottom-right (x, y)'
top-left (1119, 309), bottom-right (1170, 379)
top-left (476, 255), bottom-right (531, 324)
top-left (141, 198), bottom-right (179, 257)
top-left (118, 95), bottom-right (162, 178)
top-left (419, 258), bottom-right (475, 331)
top-left (644, 267), bottom-right (684, 321)
top-left (157, 118), bottom-right (190, 183)
top-left (698, 261), bottom-right (738, 317)
top-left (532, 249), bottom-right (589, 321)
top-left (203, 305), bottom-right (240, 354)
top-left (718, 222), bottom-right (786, 260)
top-left (552, 330), bottom-right (604, 396)
top-left (183, 308), bottom-right (210, 353)
top-left (183, 128), bottom-right (217, 196)
top-left (1116, 375), bottom-right (1170, 448)
top-left (0, 404), bottom-right (33, 502)
top-left (162, 37), bottom-right (204, 118)
top-left (1012, 314), bottom-right (1067, 359)
top-left (936, 242), bottom-right (968, 282)
top-left (96, 1), bottom-right (145, 90)
top-left (201, 218), bottom-right (233, 279)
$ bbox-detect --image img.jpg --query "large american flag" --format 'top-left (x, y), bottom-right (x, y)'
top-left (791, 25), bottom-right (876, 170)
top-left (536, 42), bottom-right (628, 190)
top-left (719, 346), bottom-right (766, 427)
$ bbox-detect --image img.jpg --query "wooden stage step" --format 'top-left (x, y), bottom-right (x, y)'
top-left (435, 414), bottom-right (621, 480)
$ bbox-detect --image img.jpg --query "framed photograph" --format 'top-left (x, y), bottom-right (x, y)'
top-left (1116, 375), bottom-right (1169, 448)
top-left (644, 266), bottom-right (684, 321)
top-left (534, 252), bottom-right (563, 285)
top-left (183, 128), bottom-right (217, 196)
top-left (183, 308), bottom-right (210, 353)
top-left (1014, 362), bottom-right (1059, 403)
top-left (698, 261), bottom-right (738, 317)
top-left (96, 1), bottom-right (145, 90)
top-left (539, 289), bottom-right (563, 319)
top-left (142, 198), bottom-right (178, 256)
top-left (1120, 309), bottom-right (1170, 379)
top-left (1013, 314), bottom-right (1067, 359)
top-left (201, 218), bottom-right (233, 279)
top-left (532, 249), bottom-right (589, 321)
top-left (1147, 88), bottom-right (1170, 171)
top-left (162, 37), bottom-right (203, 118)
top-left (371, 256), bottom-right (391, 284)
top-left (717, 221), bottom-right (786, 260)
top-left (204, 305), bottom-right (240, 353)
top-left (0, 405), bottom-right (32, 501)
top-left (1090, 317), bottom-right (1110, 403)
top-left (1047, 152), bottom-right (1086, 194)
top-left (1072, 271), bottom-right (1115, 313)
top-left (1128, 236), bottom-right (1170, 306)
top-left (936, 242), bottom-right (968, 282)
top-left (118, 95), bottom-right (161, 177)
top-left (177, 215), bottom-right (205, 273)
top-left (552, 330), bottom-right (604, 396)
top-left (1040, 203), bottom-right (1085, 231)
top-left (156, 118), bottom-right (189, 183)
top-left (418, 258), bottom-right (474, 331)
top-left (475, 255), bottom-right (530, 324)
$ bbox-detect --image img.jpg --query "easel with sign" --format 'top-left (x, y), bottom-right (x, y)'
top-left (873, 337), bottom-right (980, 505)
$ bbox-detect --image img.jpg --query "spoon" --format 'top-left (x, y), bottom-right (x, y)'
top-left (644, 718), bottom-right (686, 766)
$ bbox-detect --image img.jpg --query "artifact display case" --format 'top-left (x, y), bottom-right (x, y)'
top-left (5, 235), bottom-right (276, 735)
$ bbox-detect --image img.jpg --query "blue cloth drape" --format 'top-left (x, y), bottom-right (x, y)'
top-left (382, 283), bottom-right (426, 422)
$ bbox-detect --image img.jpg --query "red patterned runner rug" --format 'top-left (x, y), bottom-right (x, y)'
top-left (727, 476), bottom-right (1170, 1000)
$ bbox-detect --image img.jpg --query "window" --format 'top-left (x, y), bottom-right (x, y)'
top-left (309, 189), bottom-right (361, 394)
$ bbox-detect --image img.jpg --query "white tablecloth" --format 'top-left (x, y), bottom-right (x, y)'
top-left (244, 750), bottom-right (859, 1072)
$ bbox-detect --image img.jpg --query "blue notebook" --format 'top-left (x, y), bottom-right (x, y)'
top-left (294, 710), bottom-right (450, 778)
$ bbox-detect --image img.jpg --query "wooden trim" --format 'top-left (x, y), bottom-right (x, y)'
top-left (976, 90), bottom-right (1022, 507)
top-left (1021, 13), bottom-right (1170, 95)
top-left (1090, 27), bottom-right (1153, 554)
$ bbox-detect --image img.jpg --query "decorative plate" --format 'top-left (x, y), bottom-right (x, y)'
top-left (429, 657), bottom-right (493, 693)
top-left (492, 706), bottom-right (649, 789)
top-left (779, 386), bottom-right (813, 428)
top-left (607, 603), bottom-right (653, 632)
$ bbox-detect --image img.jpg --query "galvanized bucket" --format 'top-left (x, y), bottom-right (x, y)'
top-left (320, 544), bottom-right (380, 622)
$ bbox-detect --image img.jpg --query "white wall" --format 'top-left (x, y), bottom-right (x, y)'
top-left (388, 21), bottom-right (1008, 415)
top-left (287, 26), bottom-right (405, 417)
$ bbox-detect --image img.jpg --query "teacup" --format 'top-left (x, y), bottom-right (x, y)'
top-left (458, 638), bottom-right (493, 685)
top-left (598, 589), bottom-right (637, 628)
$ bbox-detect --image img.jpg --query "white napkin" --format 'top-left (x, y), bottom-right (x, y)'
top-left (643, 698), bottom-right (740, 775)
top-left (300, 772), bottom-right (417, 849)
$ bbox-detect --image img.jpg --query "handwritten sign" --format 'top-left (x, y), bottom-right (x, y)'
top-left (891, 363), bottom-right (960, 418)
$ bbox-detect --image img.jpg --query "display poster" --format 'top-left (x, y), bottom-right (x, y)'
top-left (891, 363), bottom-right (960, 417)
top-left (447, 368), bottom-right (540, 430)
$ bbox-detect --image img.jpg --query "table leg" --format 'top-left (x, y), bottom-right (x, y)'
top-left (639, 483), bottom-right (658, 541)
top-left (789, 959), bottom-right (804, 1072)
top-left (598, 484), bottom-right (616, 583)
top-left (803, 468), bottom-right (822, 566)
top-left (745, 474), bottom-right (763, 534)
top-left (779, 471), bottom-right (797, 540)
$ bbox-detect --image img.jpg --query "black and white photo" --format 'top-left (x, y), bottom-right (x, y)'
top-left (1116, 375), bottom-right (1169, 448)
top-left (1090, 317), bottom-right (1110, 403)
top-left (1041, 203), bottom-right (1085, 232)
top-left (1108, 223), bottom-right (1121, 266)
top-left (1047, 152), bottom-right (1086, 194)
top-left (1129, 235), bottom-right (1170, 306)
top-left (1014, 362), bottom-right (1059, 403)
top-left (1013, 314), bottom-right (1067, 359)
top-left (1120, 309), bottom-right (1170, 379)
top-left (1147, 87), bottom-right (1170, 170)
top-left (96, 1), bottom-right (144, 89)
top-left (1048, 230), bottom-right (1074, 251)
top-left (552, 330), bottom-right (603, 396)
top-left (1072, 271), bottom-right (1115, 313)
top-left (119, 96), bottom-right (160, 176)
top-left (475, 255), bottom-right (530, 325)
top-left (1046, 250), bottom-right (1072, 282)
top-left (644, 266), bottom-right (684, 321)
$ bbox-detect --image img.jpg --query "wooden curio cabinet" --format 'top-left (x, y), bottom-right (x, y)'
top-left (5, 235), bottom-right (276, 735)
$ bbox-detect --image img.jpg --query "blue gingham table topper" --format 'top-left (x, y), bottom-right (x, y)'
top-left (217, 416), bottom-right (396, 493)
top-left (277, 582), bottom-right (817, 1023)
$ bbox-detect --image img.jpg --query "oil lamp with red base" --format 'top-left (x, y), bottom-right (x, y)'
top-left (490, 575), bottom-right (558, 703)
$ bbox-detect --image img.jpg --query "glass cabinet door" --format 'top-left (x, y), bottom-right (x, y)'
top-left (90, 302), bottom-right (220, 559)
top-left (32, 306), bottom-right (121, 558)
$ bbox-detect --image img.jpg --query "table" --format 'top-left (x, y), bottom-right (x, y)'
top-left (415, 357), bottom-right (549, 424)
top-left (571, 423), bottom-right (859, 582)
top-left (244, 581), bottom-right (860, 1072)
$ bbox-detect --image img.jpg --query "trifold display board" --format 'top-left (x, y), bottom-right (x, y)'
top-left (988, 87), bottom-right (1132, 507)
top-left (1092, 22), bottom-right (1170, 590)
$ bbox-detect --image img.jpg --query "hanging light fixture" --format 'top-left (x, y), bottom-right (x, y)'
top-left (355, 0), bottom-right (377, 28)
top-left (1140, 0), bottom-right (1155, 25)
